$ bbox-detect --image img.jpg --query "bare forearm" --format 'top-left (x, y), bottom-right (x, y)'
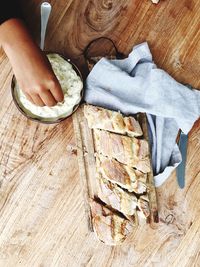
top-left (0, 19), bottom-right (34, 50)
top-left (0, 18), bottom-right (64, 106)
top-left (0, 19), bottom-right (48, 77)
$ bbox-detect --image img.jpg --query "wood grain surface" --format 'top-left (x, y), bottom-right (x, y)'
top-left (20, 0), bottom-right (200, 88)
top-left (0, 0), bottom-right (200, 266)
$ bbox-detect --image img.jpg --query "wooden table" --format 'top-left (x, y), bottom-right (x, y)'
top-left (0, 1), bottom-right (200, 266)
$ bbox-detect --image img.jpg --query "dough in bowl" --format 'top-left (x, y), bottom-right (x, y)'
top-left (15, 53), bottom-right (83, 122)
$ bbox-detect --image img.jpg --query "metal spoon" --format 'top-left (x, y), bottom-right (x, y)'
top-left (40, 2), bottom-right (52, 50)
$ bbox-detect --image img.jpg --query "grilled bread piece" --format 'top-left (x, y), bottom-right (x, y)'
top-left (93, 129), bottom-right (150, 173)
top-left (96, 154), bottom-right (147, 194)
top-left (90, 200), bottom-right (134, 245)
top-left (84, 104), bottom-right (143, 137)
top-left (97, 176), bottom-right (138, 216)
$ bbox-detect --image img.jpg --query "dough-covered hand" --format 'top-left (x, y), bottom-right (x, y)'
top-left (0, 19), bottom-right (64, 107)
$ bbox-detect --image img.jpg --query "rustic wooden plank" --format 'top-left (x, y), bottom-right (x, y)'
top-left (0, 43), bottom-right (200, 267)
top-left (137, 113), bottom-right (159, 225)
top-left (72, 108), bottom-right (94, 231)
top-left (19, 0), bottom-right (200, 88)
top-left (0, 0), bottom-right (200, 265)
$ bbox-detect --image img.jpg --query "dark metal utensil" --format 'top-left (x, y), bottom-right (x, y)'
top-left (176, 131), bottom-right (188, 188)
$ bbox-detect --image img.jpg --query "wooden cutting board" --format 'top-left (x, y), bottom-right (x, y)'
top-left (73, 105), bottom-right (159, 232)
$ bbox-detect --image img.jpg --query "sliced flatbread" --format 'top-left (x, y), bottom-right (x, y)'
top-left (96, 154), bottom-right (147, 193)
top-left (97, 176), bottom-right (138, 216)
top-left (90, 200), bottom-right (134, 245)
top-left (84, 104), bottom-right (143, 137)
top-left (93, 129), bottom-right (150, 173)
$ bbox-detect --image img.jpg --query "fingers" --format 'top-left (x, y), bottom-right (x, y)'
top-left (38, 78), bottom-right (64, 106)
top-left (24, 78), bottom-right (64, 107)
top-left (39, 90), bottom-right (57, 107)
top-left (48, 79), bottom-right (64, 103)
top-left (24, 93), bottom-right (34, 104)
top-left (31, 94), bottom-right (45, 107)
top-left (25, 92), bottom-right (45, 106)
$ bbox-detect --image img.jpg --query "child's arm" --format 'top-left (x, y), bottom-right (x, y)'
top-left (0, 19), bottom-right (64, 107)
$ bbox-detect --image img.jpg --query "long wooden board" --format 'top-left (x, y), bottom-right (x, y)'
top-left (73, 105), bottom-right (159, 234)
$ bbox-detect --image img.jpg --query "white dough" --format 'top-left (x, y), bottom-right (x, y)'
top-left (15, 53), bottom-right (83, 121)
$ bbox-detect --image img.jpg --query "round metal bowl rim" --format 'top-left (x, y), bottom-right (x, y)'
top-left (11, 52), bottom-right (84, 124)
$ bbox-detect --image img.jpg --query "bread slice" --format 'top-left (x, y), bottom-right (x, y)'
top-left (96, 154), bottom-right (147, 194)
top-left (90, 200), bottom-right (134, 245)
top-left (84, 104), bottom-right (143, 137)
top-left (93, 129), bottom-right (150, 172)
top-left (97, 176), bottom-right (138, 216)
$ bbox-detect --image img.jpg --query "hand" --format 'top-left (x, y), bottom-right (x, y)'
top-left (0, 19), bottom-right (64, 107)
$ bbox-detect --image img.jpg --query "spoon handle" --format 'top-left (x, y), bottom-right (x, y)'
top-left (40, 2), bottom-right (52, 50)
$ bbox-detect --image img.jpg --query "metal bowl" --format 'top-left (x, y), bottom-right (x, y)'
top-left (11, 53), bottom-right (84, 124)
